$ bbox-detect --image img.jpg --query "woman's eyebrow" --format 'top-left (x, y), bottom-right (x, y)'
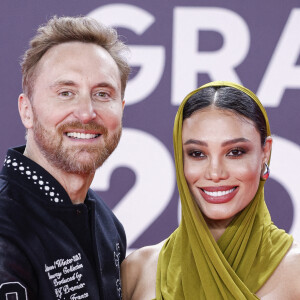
top-left (183, 139), bottom-right (208, 146)
top-left (221, 138), bottom-right (250, 147)
top-left (183, 138), bottom-right (250, 147)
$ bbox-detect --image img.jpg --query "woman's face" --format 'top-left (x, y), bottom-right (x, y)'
top-left (182, 107), bottom-right (272, 223)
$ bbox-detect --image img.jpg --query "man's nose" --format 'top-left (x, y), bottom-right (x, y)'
top-left (73, 96), bottom-right (96, 124)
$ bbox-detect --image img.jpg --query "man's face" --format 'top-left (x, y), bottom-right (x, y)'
top-left (26, 41), bottom-right (124, 175)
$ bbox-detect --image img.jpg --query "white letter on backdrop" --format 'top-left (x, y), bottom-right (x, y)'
top-left (88, 4), bottom-right (165, 105)
top-left (257, 9), bottom-right (300, 107)
top-left (171, 7), bottom-right (250, 105)
top-left (91, 128), bottom-right (175, 249)
top-left (270, 136), bottom-right (300, 241)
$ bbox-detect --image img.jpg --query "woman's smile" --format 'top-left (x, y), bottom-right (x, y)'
top-left (199, 185), bottom-right (238, 204)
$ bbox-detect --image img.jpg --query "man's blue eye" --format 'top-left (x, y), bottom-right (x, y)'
top-left (60, 91), bottom-right (72, 97)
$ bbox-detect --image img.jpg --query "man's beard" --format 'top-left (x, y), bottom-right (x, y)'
top-left (32, 113), bottom-right (121, 175)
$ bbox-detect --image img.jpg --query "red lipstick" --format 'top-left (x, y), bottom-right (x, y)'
top-left (198, 186), bottom-right (238, 204)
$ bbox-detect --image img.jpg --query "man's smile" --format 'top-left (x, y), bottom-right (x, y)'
top-left (66, 132), bottom-right (101, 139)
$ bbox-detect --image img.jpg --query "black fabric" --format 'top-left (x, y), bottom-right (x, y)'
top-left (0, 146), bottom-right (126, 300)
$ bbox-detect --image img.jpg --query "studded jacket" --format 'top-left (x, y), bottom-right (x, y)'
top-left (0, 146), bottom-right (126, 300)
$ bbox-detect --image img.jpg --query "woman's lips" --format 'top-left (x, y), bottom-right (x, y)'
top-left (198, 186), bottom-right (238, 204)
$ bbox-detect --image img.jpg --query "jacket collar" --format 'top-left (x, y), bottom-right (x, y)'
top-left (1, 145), bottom-right (76, 205)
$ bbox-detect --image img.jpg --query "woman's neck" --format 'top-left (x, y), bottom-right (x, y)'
top-left (203, 215), bottom-right (235, 241)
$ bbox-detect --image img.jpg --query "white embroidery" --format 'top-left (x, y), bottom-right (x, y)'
top-left (4, 155), bottom-right (64, 203)
top-left (114, 243), bottom-right (122, 299)
top-left (45, 253), bottom-right (89, 300)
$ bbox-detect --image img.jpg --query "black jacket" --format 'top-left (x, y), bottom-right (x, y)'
top-left (0, 146), bottom-right (126, 300)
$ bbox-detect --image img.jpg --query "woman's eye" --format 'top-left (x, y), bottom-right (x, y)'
top-left (188, 150), bottom-right (205, 158)
top-left (227, 148), bottom-right (245, 157)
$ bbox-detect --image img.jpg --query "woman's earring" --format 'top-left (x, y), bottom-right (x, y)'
top-left (261, 163), bottom-right (270, 181)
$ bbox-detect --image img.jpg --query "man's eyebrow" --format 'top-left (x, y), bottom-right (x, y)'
top-left (93, 82), bottom-right (117, 91)
top-left (50, 80), bottom-right (77, 88)
top-left (50, 81), bottom-right (117, 90)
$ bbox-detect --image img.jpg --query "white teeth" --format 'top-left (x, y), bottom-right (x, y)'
top-left (66, 132), bottom-right (99, 139)
top-left (203, 187), bottom-right (236, 197)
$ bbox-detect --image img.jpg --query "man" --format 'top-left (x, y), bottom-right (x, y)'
top-left (0, 16), bottom-right (130, 299)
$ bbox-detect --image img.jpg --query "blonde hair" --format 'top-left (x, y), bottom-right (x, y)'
top-left (21, 15), bottom-right (130, 99)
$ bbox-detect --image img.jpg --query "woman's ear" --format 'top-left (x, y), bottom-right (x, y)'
top-left (18, 93), bottom-right (34, 129)
top-left (262, 136), bottom-right (273, 165)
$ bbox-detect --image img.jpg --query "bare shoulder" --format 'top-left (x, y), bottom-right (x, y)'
top-left (121, 241), bottom-right (165, 300)
top-left (124, 241), bottom-right (164, 267)
top-left (283, 241), bottom-right (300, 275)
top-left (121, 240), bottom-right (165, 278)
top-left (257, 241), bottom-right (300, 299)
top-left (276, 241), bottom-right (300, 298)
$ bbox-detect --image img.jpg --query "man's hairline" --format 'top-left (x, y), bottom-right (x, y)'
top-left (25, 41), bottom-right (125, 101)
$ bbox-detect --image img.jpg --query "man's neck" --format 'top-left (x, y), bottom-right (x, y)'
top-left (23, 145), bottom-right (94, 204)
top-left (57, 172), bottom-right (94, 204)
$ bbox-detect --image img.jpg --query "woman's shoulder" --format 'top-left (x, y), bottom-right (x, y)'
top-left (257, 241), bottom-right (300, 299)
top-left (121, 240), bottom-right (165, 277)
top-left (121, 241), bottom-right (165, 300)
top-left (125, 241), bottom-right (164, 264)
top-left (279, 241), bottom-right (300, 276)
top-left (283, 241), bottom-right (300, 275)
top-left (277, 241), bottom-right (300, 297)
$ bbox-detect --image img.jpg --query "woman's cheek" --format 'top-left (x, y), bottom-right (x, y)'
top-left (184, 161), bottom-right (204, 184)
top-left (231, 160), bottom-right (261, 184)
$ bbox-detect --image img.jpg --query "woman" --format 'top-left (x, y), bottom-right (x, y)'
top-left (121, 81), bottom-right (300, 299)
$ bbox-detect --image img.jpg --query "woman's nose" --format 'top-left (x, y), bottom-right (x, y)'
top-left (205, 158), bottom-right (228, 182)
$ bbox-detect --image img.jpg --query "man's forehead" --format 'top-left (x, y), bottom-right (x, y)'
top-left (38, 41), bottom-right (112, 66)
top-left (33, 41), bottom-right (121, 87)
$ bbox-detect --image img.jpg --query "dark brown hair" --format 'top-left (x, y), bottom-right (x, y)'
top-left (183, 86), bottom-right (268, 146)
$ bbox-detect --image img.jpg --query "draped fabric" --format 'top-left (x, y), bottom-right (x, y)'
top-left (155, 81), bottom-right (293, 300)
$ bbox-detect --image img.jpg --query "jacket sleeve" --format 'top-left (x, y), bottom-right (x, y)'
top-left (0, 236), bottom-right (37, 299)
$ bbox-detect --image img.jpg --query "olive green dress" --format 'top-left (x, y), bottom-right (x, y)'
top-left (154, 81), bottom-right (293, 300)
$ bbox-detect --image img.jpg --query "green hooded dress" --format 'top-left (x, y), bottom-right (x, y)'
top-left (154, 81), bottom-right (293, 300)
